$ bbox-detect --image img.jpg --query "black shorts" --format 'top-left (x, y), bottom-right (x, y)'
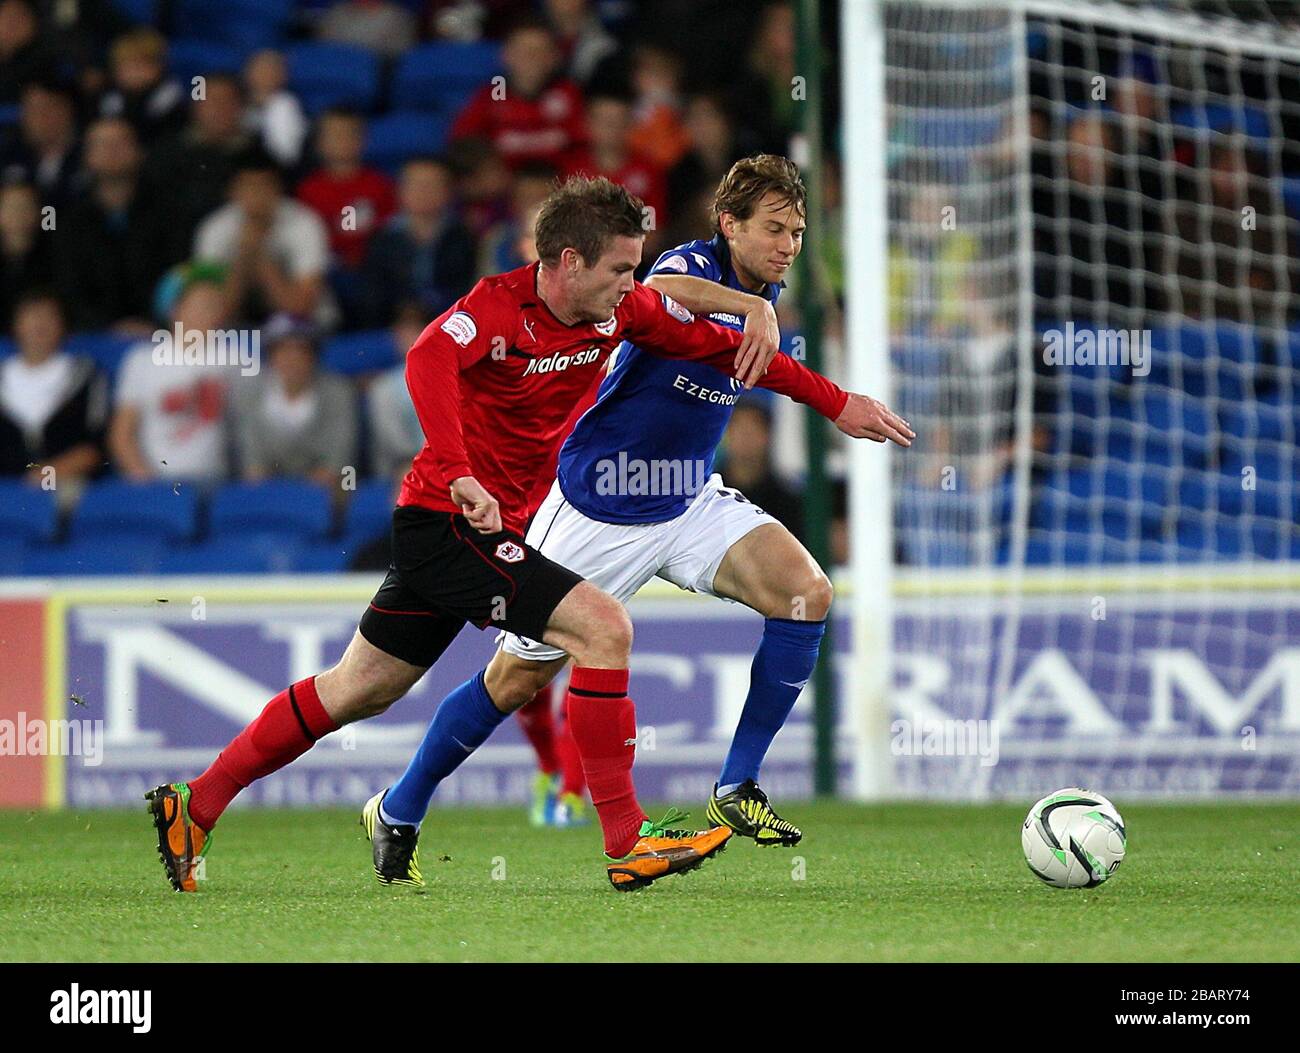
top-left (358, 505), bottom-right (583, 668)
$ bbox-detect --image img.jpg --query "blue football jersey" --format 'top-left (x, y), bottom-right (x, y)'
top-left (556, 235), bottom-right (782, 524)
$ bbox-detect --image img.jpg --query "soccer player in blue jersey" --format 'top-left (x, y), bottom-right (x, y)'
top-left (374, 155), bottom-right (912, 875)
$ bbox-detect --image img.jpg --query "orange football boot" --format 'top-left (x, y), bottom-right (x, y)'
top-left (145, 783), bottom-right (211, 892)
top-left (605, 809), bottom-right (732, 891)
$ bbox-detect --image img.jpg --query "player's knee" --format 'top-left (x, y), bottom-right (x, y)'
top-left (797, 570), bottom-right (834, 621)
top-left (776, 570), bottom-right (832, 622)
top-left (575, 598), bottom-right (633, 667)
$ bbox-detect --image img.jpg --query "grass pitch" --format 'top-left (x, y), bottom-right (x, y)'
top-left (1, 802), bottom-right (1295, 962)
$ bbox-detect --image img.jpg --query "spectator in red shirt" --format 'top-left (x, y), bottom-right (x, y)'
top-left (563, 90), bottom-right (668, 259)
top-left (449, 16), bottom-right (586, 171)
top-left (297, 108), bottom-right (396, 270)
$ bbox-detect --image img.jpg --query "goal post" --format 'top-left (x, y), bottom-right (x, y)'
top-left (841, 0), bottom-right (896, 800)
top-left (841, 0), bottom-right (1300, 801)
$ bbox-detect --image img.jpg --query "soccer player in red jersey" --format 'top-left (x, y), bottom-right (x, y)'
top-left (146, 175), bottom-right (910, 892)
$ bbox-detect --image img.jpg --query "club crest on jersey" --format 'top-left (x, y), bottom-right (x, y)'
top-left (594, 316), bottom-right (618, 336)
top-left (521, 346), bottom-right (602, 376)
top-left (660, 293), bottom-right (693, 324)
top-left (495, 541), bottom-right (525, 563)
top-left (441, 311), bottom-right (477, 347)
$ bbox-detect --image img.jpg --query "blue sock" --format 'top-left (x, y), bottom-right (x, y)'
top-left (381, 671), bottom-right (507, 826)
top-left (718, 618), bottom-right (826, 791)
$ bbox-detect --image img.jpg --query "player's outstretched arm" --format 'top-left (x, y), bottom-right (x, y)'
top-left (831, 391), bottom-right (914, 446)
top-left (644, 273), bottom-right (780, 384)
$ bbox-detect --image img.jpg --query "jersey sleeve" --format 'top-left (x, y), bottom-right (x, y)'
top-left (404, 281), bottom-right (513, 488)
top-left (647, 243), bottom-right (720, 281)
top-left (753, 350), bottom-right (849, 421)
top-left (620, 283), bottom-right (847, 420)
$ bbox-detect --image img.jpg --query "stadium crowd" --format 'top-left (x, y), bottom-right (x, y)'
top-left (0, 0), bottom-right (814, 571)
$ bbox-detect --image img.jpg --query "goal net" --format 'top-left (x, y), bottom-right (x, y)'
top-left (842, 0), bottom-right (1300, 799)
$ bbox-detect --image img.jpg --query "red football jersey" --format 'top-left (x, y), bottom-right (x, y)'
top-left (449, 78), bottom-right (586, 170)
top-left (399, 262), bottom-right (847, 533)
top-left (296, 168), bottom-right (396, 268)
top-left (561, 149), bottom-right (668, 228)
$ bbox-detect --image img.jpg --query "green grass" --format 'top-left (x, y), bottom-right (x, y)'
top-left (1, 802), bottom-right (1295, 962)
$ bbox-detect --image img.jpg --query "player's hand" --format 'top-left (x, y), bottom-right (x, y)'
top-left (833, 392), bottom-right (915, 446)
top-left (449, 476), bottom-right (502, 533)
top-left (735, 300), bottom-right (780, 389)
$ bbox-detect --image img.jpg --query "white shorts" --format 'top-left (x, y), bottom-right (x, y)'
top-left (500, 473), bottom-right (778, 662)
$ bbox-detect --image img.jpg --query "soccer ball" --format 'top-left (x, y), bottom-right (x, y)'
top-left (1021, 787), bottom-right (1127, 888)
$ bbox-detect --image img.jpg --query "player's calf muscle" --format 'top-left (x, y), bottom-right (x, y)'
top-left (484, 652), bottom-right (567, 712)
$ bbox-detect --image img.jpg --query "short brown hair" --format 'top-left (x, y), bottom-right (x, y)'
top-left (111, 27), bottom-right (168, 68)
top-left (712, 154), bottom-right (806, 234)
top-left (534, 175), bottom-right (646, 266)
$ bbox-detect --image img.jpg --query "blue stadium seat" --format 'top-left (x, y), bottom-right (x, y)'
top-left (209, 480), bottom-right (333, 541)
top-left (392, 42), bottom-right (502, 111)
top-left (112, 0), bottom-right (158, 23)
top-left (1174, 517), bottom-right (1286, 561)
top-left (1218, 392), bottom-right (1292, 445)
top-left (344, 479), bottom-right (396, 547)
top-left (69, 480), bottom-right (198, 543)
top-left (321, 330), bottom-right (400, 376)
top-left (0, 336), bottom-right (17, 359)
top-left (158, 536), bottom-right (302, 575)
top-left (0, 104), bottom-right (19, 128)
top-left (363, 111), bottom-right (454, 173)
top-left (1284, 177), bottom-right (1300, 223)
top-left (1178, 469), bottom-right (1246, 519)
top-left (294, 543), bottom-right (353, 572)
top-left (174, 0), bottom-right (292, 49)
top-left (285, 43), bottom-right (381, 115)
top-left (0, 481), bottom-right (59, 543)
top-left (167, 39), bottom-right (250, 85)
top-left (63, 332), bottom-right (139, 379)
top-left (1170, 101), bottom-right (1272, 140)
top-left (23, 538), bottom-right (163, 576)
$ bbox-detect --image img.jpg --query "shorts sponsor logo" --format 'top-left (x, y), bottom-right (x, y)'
top-left (441, 311), bottom-right (478, 347)
top-left (495, 541), bottom-right (525, 563)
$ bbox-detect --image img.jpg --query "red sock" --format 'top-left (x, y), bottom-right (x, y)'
top-left (555, 688), bottom-right (586, 797)
top-left (514, 684), bottom-right (558, 774)
top-left (565, 666), bottom-right (645, 857)
top-left (187, 677), bottom-right (338, 831)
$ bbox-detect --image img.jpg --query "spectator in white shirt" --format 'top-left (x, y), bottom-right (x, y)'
top-left (107, 278), bottom-right (236, 482)
top-left (243, 50), bottom-right (308, 169)
top-left (0, 291), bottom-right (107, 487)
top-left (193, 148), bottom-right (335, 328)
